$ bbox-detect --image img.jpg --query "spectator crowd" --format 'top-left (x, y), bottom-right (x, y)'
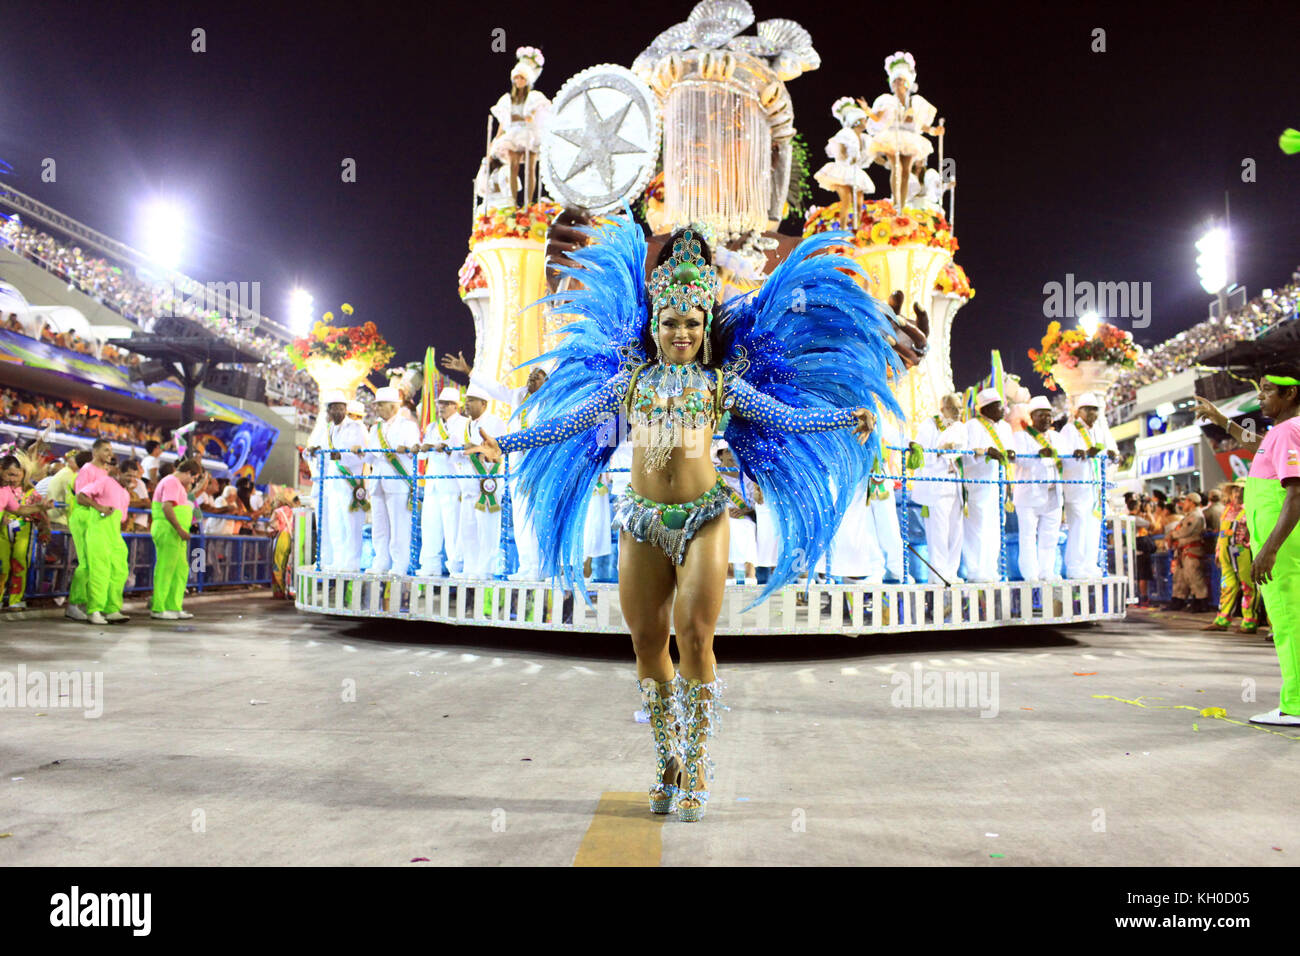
top-left (1, 214), bottom-right (317, 416)
top-left (1110, 278), bottom-right (1300, 409)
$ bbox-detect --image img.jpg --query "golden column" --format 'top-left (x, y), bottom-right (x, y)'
top-left (844, 241), bottom-right (953, 436)
top-left (469, 237), bottom-right (550, 419)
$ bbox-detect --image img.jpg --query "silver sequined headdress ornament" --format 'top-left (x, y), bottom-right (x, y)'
top-left (646, 227), bottom-right (720, 363)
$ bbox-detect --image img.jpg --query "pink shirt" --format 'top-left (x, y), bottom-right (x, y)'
top-left (77, 472), bottom-right (130, 515)
top-left (153, 473), bottom-right (189, 506)
top-left (0, 485), bottom-right (20, 514)
top-left (1249, 417), bottom-right (1300, 482)
top-left (73, 462), bottom-right (108, 494)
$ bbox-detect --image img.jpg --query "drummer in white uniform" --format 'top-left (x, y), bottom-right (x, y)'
top-left (910, 392), bottom-right (966, 584)
top-left (416, 386), bottom-right (469, 576)
top-left (1011, 395), bottom-right (1065, 582)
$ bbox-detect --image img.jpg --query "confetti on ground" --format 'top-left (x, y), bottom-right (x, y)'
top-left (1273, 847), bottom-right (1283, 852)
top-left (1021, 707), bottom-right (1033, 711)
top-left (989, 853), bottom-right (1005, 858)
top-left (410, 857), bottom-right (429, 862)
top-left (985, 833), bottom-right (998, 837)
top-left (1073, 672), bottom-right (1098, 676)
top-left (249, 699), bottom-right (268, 705)
top-left (0, 833), bottom-right (11, 838)
top-left (520, 757), bottom-right (531, 761)
top-left (11, 777), bottom-right (23, 782)
top-left (633, 711), bottom-right (649, 723)
top-left (736, 797), bottom-right (750, 802)
top-left (1093, 695), bottom-right (1300, 740)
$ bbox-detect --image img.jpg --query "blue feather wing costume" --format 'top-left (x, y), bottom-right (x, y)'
top-left (716, 233), bottom-right (904, 607)
top-left (499, 213), bottom-right (649, 597)
top-left (496, 213), bottom-right (904, 606)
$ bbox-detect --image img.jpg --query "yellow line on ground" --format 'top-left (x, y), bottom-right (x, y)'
top-left (573, 792), bottom-right (665, 866)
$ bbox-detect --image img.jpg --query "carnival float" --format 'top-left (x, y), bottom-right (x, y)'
top-left (294, 0), bottom-right (1134, 632)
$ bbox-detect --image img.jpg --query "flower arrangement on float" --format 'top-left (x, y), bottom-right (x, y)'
top-left (282, 303), bottom-right (387, 374)
top-left (803, 199), bottom-right (959, 253)
top-left (934, 262), bottom-right (974, 300)
top-left (469, 201), bottom-right (562, 248)
top-left (457, 252), bottom-right (487, 299)
top-left (1029, 320), bottom-right (1138, 391)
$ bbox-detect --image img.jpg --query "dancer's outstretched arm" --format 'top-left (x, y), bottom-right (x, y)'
top-left (723, 375), bottom-right (875, 442)
top-left (468, 368), bottom-right (631, 462)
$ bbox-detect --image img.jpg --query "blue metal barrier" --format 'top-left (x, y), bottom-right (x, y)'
top-left (22, 507), bottom-right (273, 599)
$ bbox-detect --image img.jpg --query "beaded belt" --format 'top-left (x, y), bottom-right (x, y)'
top-left (612, 476), bottom-right (730, 565)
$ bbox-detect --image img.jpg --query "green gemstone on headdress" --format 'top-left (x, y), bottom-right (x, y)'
top-left (674, 262), bottom-right (700, 284)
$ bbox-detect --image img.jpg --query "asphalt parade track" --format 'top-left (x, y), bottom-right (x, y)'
top-left (1, 598), bottom-right (1294, 866)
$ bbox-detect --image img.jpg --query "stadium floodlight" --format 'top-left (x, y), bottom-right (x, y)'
top-left (139, 199), bottom-right (186, 271)
top-left (1078, 310), bottom-right (1100, 337)
top-left (1195, 227), bottom-right (1229, 294)
top-left (288, 288), bottom-right (314, 334)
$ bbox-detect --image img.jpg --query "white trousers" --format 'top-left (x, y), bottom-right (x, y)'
top-left (921, 494), bottom-right (963, 583)
top-left (457, 497), bottom-right (502, 578)
top-left (1017, 506), bottom-right (1063, 581)
top-left (961, 491), bottom-right (1003, 583)
top-left (727, 515), bottom-right (757, 566)
top-left (754, 501), bottom-right (779, 567)
top-left (1064, 500), bottom-right (1102, 578)
top-left (512, 490), bottom-right (542, 576)
top-left (418, 490), bottom-right (461, 575)
top-left (321, 490), bottom-right (365, 572)
top-left (868, 493), bottom-right (904, 582)
top-left (369, 479), bottom-right (412, 574)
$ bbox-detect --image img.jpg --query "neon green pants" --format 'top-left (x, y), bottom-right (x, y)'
top-left (68, 502), bottom-right (89, 607)
top-left (1245, 477), bottom-right (1300, 715)
top-left (151, 503), bottom-right (192, 612)
top-left (84, 508), bottom-right (127, 616)
top-left (1, 518), bottom-right (32, 606)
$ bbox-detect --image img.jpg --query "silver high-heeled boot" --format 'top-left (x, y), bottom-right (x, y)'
top-left (676, 673), bottom-right (728, 822)
top-left (639, 675), bottom-right (685, 814)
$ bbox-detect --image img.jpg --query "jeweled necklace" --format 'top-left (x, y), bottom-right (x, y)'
top-left (630, 361), bottom-right (715, 472)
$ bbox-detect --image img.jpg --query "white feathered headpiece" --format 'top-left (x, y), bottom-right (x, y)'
top-left (511, 46), bottom-right (544, 86)
top-left (884, 51), bottom-right (917, 92)
top-left (831, 95), bottom-right (866, 128)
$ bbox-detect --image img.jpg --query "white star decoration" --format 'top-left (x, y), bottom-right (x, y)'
top-left (551, 92), bottom-right (642, 191)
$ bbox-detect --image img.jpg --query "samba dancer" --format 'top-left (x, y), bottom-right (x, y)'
top-left (468, 217), bottom-right (901, 822)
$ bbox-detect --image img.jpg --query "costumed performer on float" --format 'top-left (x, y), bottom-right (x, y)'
top-left (862, 51), bottom-right (944, 209)
top-left (489, 46), bottom-right (550, 208)
top-left (813, 97), bottom-right (875, 229)
top-left (1197, 368), bottom-right (1300, 725)
top-left (467, 215), bottom-right (902, 822)
top-left (150, 459), bottom-right (203, 620)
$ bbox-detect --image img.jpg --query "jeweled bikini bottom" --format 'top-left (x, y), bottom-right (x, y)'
top-left (612, 476), bottom-right (731, 565)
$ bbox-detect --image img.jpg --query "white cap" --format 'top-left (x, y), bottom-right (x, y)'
top-left (976, 387), bottom-right (1002, 408)
top-left (436, 386), bottom-right (461, 404)
top-left (321, 391), bottom-right (348, 406)
top-left (1027, 395), bottom-right (1053, 412)
top-left (465, 383), bottom-right (492, 402)
top-left (374, 386), bottom-right (401, 403)
top-left (715, 439), bottom-right (729, 452)
top-left (1076, 392), bottom-right (1101, 409)
top-left (346, 400), bottom-right (364, 415)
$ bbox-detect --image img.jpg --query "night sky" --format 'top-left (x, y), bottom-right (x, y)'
top-left (2, 0), bottom-right (1297, 391)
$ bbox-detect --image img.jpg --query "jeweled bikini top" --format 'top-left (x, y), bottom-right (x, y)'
top-left (626, 361), bottom-right (719, 432)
